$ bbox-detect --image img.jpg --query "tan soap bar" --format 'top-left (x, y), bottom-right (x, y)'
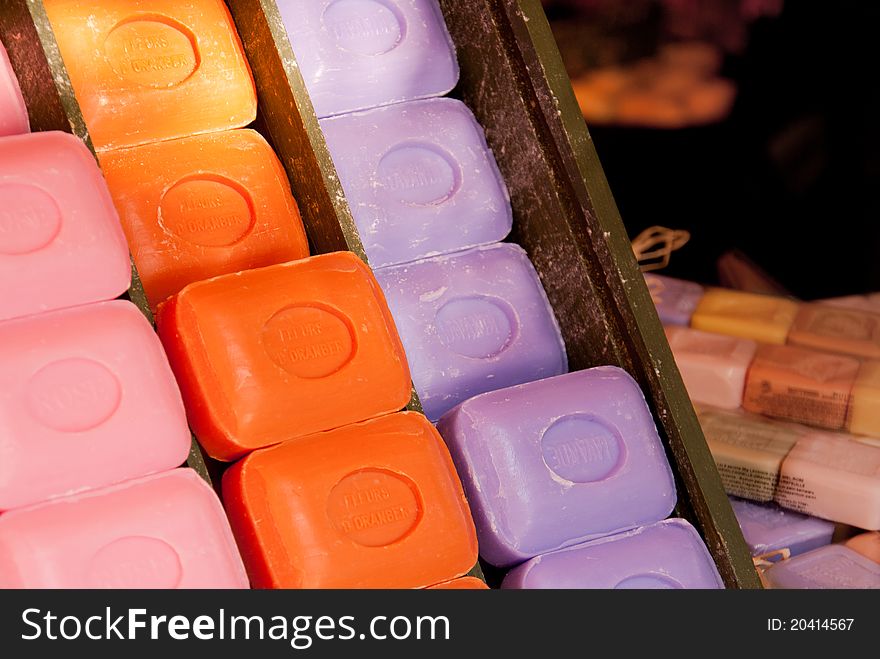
top-left (847, 360), bottom-right (880, 438)
top-left (846, 532), bottom-right (880, 564)
top-left (742, 344), bottom-right (859, 431)
top-left (776, 434), bottom-right (880, 530)
top-left (697, 407), bottom-right (803, 502)
top-left (691, 288), bottom-right (799, 345)
top-left (788, 304), bottom-right (880, 360)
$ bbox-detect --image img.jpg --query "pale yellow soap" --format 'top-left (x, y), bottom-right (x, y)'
top-left (692, 288), bottom-right (800, 345)
top-left (847, 360), bottom-right (880, 438)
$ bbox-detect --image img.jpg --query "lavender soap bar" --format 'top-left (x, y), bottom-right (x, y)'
top-left (644, 273), bottom-right (705, 326)
top-left (376, 243), bottom-right (567, 421)
top-left (321, 98), bottom-right (512, 268)
top-left (730, 497), bottom-right (834, 559)
top-left (502, 520), bottom-right (723, 589)
top-left (437, 368), bottom-right (676, 566)
top-left (278, 0), bottom-right (458, 118)
top-left (763, 545), bottom-right (880, 589)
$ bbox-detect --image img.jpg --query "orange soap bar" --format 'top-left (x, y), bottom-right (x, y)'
top-left (44, 0), bottom-right (256, 150)
top-left (788, 303), bottom-right (880, 360)
top-left (742, 344), bottom-right (859, 430)
top-left (427, 577), bottom-right (490, 590)
top-left (156, 253), bottom-right (412, 461)
top-left (222, 412), bottom-right (478, 589)
top-left (100, 129), bottom-right (309, 311)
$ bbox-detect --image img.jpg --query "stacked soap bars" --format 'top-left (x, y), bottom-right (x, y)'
top-left (41, 0), bottom-right (479, 589)
top-left (276, 0), bottom-right (726, 588)
top-left (647, 273), bottom-right (880, 588)
top-left (44, 0), bottom-right (310, 312)
top-left (0, 131), bottom-right (247, 588)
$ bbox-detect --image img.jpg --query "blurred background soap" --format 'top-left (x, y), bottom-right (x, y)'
top-left (0, 131), bottom-right (130, 322)
top-left (0, 41), bottom-right (29, 136)
top-left (845, 532), bottom-right (880, 564)
top-left (501, 519), bottom-right (723, 589)
top-left (100, 129), bottom-right (309, 311)
top-left (222, 412), bottom-right (477, 589)
top-left (697, 406), bottom-right (803, 502)
top-left (157, 253), bottom-right (412, 461)
top-left (437, 368), bottom-right (676, 567)
top-left (644, 273), bottom-right (704, 326)
top-left (0, 469), bottom-right (249, 588)
top-left (763, 545), bottom-right (880, 589)
top-left (665, 325), bottom-right (756, 409)
top-left (742, 344), bottom-right (859, 431)
top-left (775, 434), bottom-right (880, 530)
top-left (729, 497), bottom-right (834, 558)
top-left (0, 301), bottom-right (191, 511)
top-left (44, 0), bottom-right (256, 150)
top-left (375, 243), bottom-right (567, 421)
top-left (321, 98), bottom-right (512, 268)
top-left (691, 288), bottom-right (799, 344)
top-left (278, 0), bottom-right (458, 118)
top-left (788, 303), bottom-right (880, 360)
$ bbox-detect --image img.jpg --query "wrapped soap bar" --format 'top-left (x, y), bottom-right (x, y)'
top-left (375, 243), bottom-right (567, 421)
top-left (775, 434), bottom-right (880, 530)
top-left (0, 469), bottom-right (248, 588)
top-left (697, 406), bottom-right (804, 502)
top-left (321, 98), bottom-right (512, 268)
top-left (644, 273), bottom-right (704, 326)
top-left (44, 0), bottom-right (256, 150)
top-left (157, 253), bottom-right (412, 460)
top-left (665, 325), bottom-right (757, 409)
top-left (223, 412), bottom-right (478, 589)
top-left (278, 0), bottom-right (458, 118)
top-left (846, 532), bottom-right (880, 564)
top-left (100, 129), bottom-right (310, 311)
top-left (427, 577), bottom-right (489, 590)
top-left (742, 344), bottom-right (859, 431)
top-left (788, 303), bottom-right (880, 360)
top-left (729, 497), bottom-right (834, 558)
top-left (0, 301), bottom-right (191, 511)
top-left (763, 545), bottom-right (880, 589)
top-left (0, 131), bottom-right (130, 322)
top-left (437, 368), bottom-right (676, 567)
top-left (501, 519), bottom-right (723, 589)
top-left (691, 288), bottom-right (799, 344)
top-left (0, 41), bottom-right (29, 136)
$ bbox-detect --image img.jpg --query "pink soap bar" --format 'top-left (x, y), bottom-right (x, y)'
top-left (665, 325), bottom-right (757, 409)
top-left (0, 131), bottom-right (130, 322)
top-left (0, 42), bottom-right (29, 136)
top-left (0, 469), bottom-right (249, 588)
top-left (0, 301), bottom-right (191, 511)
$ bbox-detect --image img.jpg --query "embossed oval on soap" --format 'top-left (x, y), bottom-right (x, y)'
top-left (327, 469), bottom-right (423, 547)
top-left (159, 176), bottom-right (255, 247)
top-left (376, 143), bottom-right (461, 206)
top-left (0, 184), bottom-right (62, 255)
top-left (85, 536), bottom-right (183, 588)
top-left (434, 296), bottom-right (516, 359)
top-left (26, 358), bottom-right (122, 433)
top-left (614, 573), bottom-right (684, 589)
top-left (322, 0), bottom-right (407, 56)
top-left (262, 305), bottom-right (357, 379)
top-left (104, 16), bottom-right (200, 89)
top-left (540, 415), bottom-right (627, 483)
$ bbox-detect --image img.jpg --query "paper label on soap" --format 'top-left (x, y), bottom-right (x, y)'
top-left (713, 459), bottom-right (778, 502)
top-left (743, 378), bottom-right (850, 430)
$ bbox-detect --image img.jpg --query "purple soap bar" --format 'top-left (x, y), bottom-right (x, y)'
top-left (644, 273), bottom-right (704, 326)
top-left (730, 497), bottom-right (834, 559)
top-left (763, 545), bottom-right (880, 589)
top-left (376, 243), bottom-right (567, 421)
top-left (501, 519), bottom-right (723, 589)
top-left (437, 367), bottom-right (676, 566)
top-left (321, 98), bottom-right (512, 268)
top-left (278, 0), bottom-right (458, 118)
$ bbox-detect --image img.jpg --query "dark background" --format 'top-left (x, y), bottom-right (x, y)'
top-left (550, 0), bottom-right (880, 299)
